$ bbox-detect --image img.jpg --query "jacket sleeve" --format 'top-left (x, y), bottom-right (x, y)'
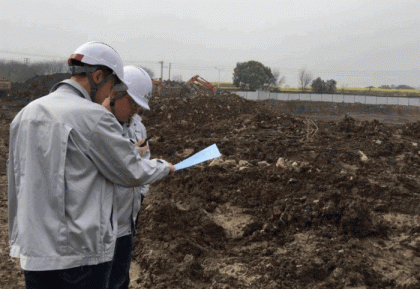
top-left (136, 184), bottom-right (150, 196)
top-left (87, 113), bottom-right (170, 187)
top-left (131, 117), bottom-right (151, 197)
top-left (7, 157), bottom-right (18, 246)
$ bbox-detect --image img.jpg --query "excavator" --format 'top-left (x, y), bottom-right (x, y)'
top-left (180, 75), bottom-right (218, 97)
top-left (186, 75), bottom-right (217, 93)
top-left (152, 75), bottom-right (229, 98)
top-left (0, 77), bottom-right (11, 97)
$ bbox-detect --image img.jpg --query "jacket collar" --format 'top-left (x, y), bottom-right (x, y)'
top-left (50, 79), bottom-right (92, 101)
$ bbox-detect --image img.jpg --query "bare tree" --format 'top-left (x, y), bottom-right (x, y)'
top-left (278, 76), bottom-right (286, 87)
top-left (271, 69), bottom-right (286, 88)
top-left (0, 60), bottom-right (67, 82)
top-left (32, 60), bottom-right (67, 75)
top-left (298, 69), bottom-right (312, 91)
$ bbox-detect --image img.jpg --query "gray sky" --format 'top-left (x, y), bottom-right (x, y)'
top-left (1, 0), bottom-right (419, 88)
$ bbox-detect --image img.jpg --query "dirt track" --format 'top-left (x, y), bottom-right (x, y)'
top-left (1, 75), bottom-right (420, 288)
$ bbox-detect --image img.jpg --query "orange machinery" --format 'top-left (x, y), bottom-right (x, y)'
top-left (0, 77), bottom-right (11, 97)
top-left (186, 75), bottom-right (217, 93)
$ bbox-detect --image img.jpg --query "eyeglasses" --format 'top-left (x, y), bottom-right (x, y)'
top-left (112, 82), bottom-right (128, 100)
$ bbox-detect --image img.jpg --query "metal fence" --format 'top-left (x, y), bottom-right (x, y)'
top-left (235, 91), bottom-right (420, 106)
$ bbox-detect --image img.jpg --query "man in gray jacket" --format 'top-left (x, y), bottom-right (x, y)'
top-left (7, 42), bottom-right (174, 289)
top-left (102, 66), bottom-right (155, 289)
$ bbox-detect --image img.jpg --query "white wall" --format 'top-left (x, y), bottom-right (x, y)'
top-left (236, 91), bottom-right (420, 107)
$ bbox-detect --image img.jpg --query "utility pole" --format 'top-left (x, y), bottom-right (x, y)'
top-left (159, 61), bottom-right (164, 80)
top-left (214, 67), bottom-right (222, 88)
top-left (168, 63), bottom-right (171, 80)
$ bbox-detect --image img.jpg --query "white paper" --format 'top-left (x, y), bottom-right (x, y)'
top-left (174, 144), bottom-right (222, 171)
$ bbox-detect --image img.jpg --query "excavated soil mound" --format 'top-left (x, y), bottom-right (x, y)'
top-left (132, 94), bottom-right (420, 289)
top-left (1, 74), bottom-right (420, 288)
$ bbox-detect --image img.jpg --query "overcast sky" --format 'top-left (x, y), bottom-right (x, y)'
top-left (1, 0), bottom-right (419, 88)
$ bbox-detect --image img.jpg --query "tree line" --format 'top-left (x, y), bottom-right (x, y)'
top-left (0, 59), bottom-right (155, 83)
top-left (1, 58), bottom-right (414, 91)
top-left (379, 84), bottom-right (415, 90)
top-left (232, 60), bottom-right (416, 93)
top-left (232, 60), bottom-right (338, 93)
top-left (0, 60), bottom-right (68, 83)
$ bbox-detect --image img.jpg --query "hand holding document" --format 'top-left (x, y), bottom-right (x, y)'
top-left (174, 144), bottom-right (222, 171)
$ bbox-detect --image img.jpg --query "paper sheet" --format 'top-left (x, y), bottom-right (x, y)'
top-left (174, 144), bottom-right (222, 171)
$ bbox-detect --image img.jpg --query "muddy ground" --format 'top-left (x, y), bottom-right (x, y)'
top-left (1, 75), bottom-right (420, 288)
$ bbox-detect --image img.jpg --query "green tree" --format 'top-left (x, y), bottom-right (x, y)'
top-left (397, 85), bottom-right (414, 89)
top-left (325, 79), bottom-right (337, 93)
top-left (233, 61), bottom-right (274, 90)
top-left (311, 77), bottom-right (337, 93)
top-left (311, 77), bottom-right (324, 93)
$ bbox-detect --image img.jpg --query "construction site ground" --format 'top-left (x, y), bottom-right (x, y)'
top-left (1, 74), bottom-right (420, 288)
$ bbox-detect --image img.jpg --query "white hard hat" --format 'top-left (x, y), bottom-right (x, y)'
top-left (124, 66), bottom-right (152, 110)
top-left (68, 41), bottom-right (127, 87)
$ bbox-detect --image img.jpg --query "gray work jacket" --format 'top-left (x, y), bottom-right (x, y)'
top-left (7, 80), bottom-right (170, 271)
top-left (116, 114), bottom-right (150, 237)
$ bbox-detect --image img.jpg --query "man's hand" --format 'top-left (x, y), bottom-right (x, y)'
top-left (168, 163), bottom-right (175, 177)
top-left (135, 140), bottom-right (149, 157)
top-left (135, 139), bottom-right (174, 176)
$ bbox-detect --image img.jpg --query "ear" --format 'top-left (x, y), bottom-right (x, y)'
top-left (92, 69), bottom-right (104, 84)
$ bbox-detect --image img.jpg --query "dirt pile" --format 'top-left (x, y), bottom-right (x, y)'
top-left (1, 73), bottom-right (420, 288)
top-left (9, 73), bottom-right (70, 103)
top-left (130, 92), bottom-right (420, 288)
top-left (155, 79), bottom-right (229, 98)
